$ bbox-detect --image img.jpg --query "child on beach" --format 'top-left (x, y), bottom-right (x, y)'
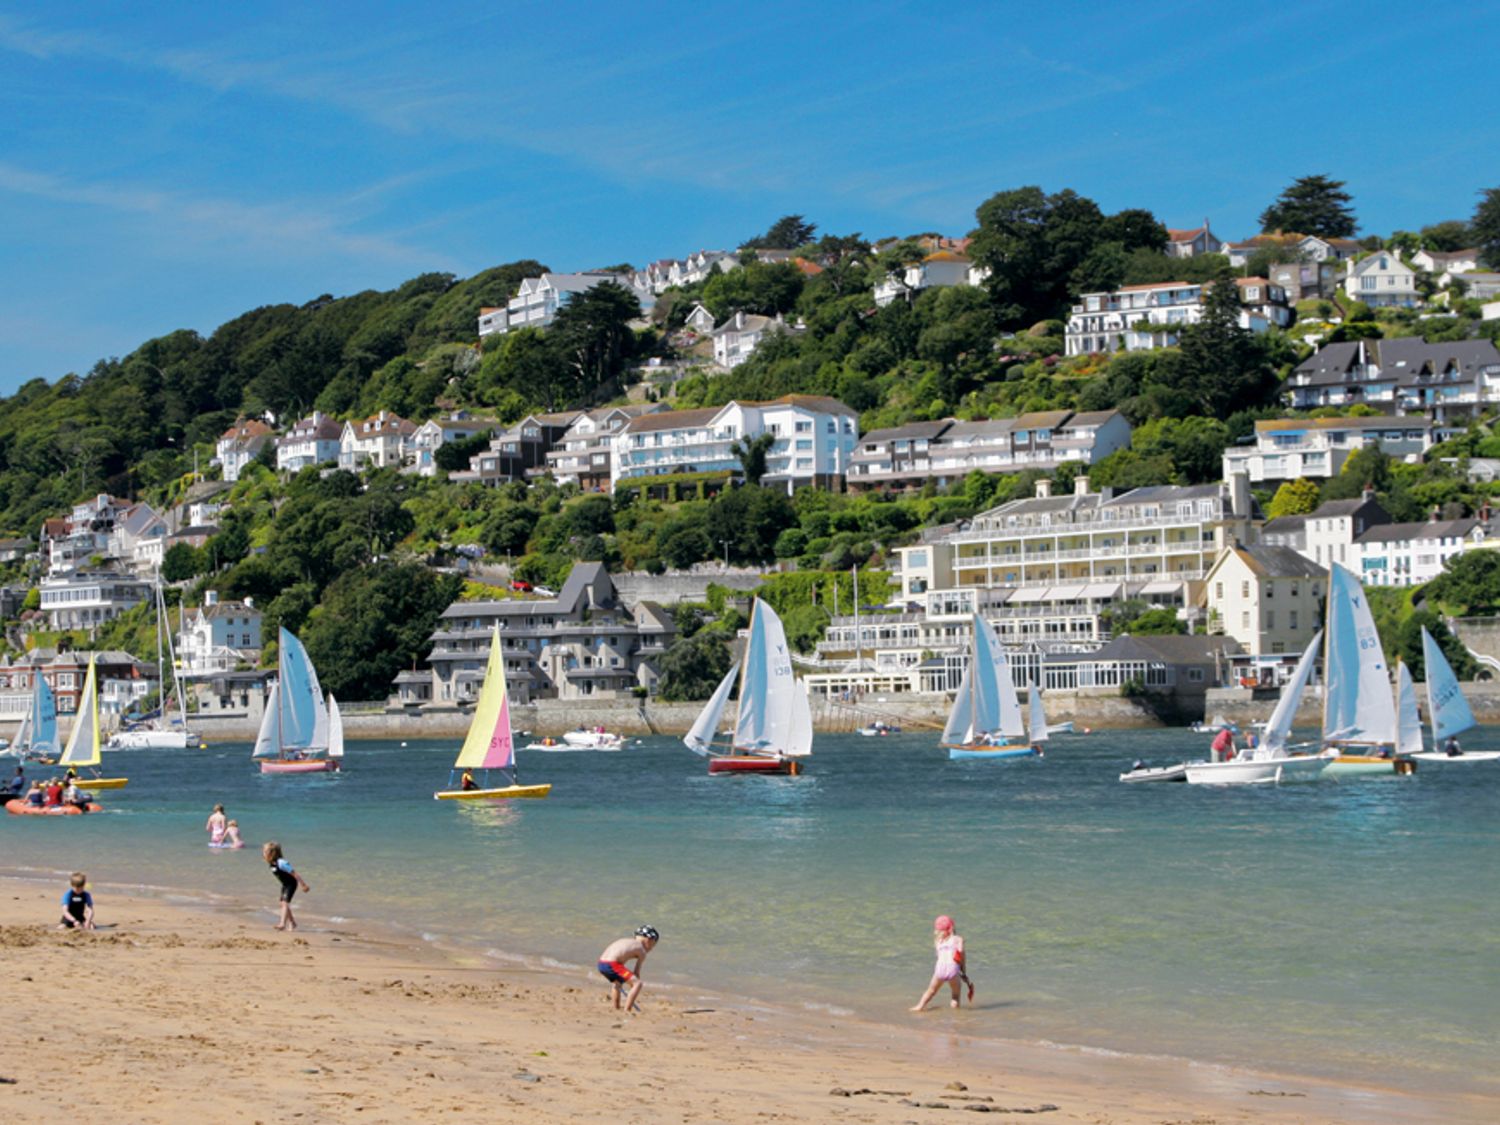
top-left (262, 842), bottom-right (310, 931)
top-left (911, 915), bottom-right (972, 1011)
top-left (59, 872), bottom-right (94, 931)
top-left (224, 820), bottom-right (244, 849)
top-left (597, 926), bottom-right (659, 1013)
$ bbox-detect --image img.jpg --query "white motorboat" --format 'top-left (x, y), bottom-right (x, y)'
top-left (106, 728), bottom-right (195, 751)
top-left (1189, 714), bottom-right (1237, 735)
top-left (857, 721), bottom-right (901, 737)
top-left (560, 729), bottom-right (627, 750)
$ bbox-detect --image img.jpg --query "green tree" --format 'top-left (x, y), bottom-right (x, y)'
top-left (1394, 611), bottom-right (1478, 681)
top-left (1169, 274), bottom-right (1278, 417)
top-left (732, 432), bottom-right (776, 486)
top-left (1259, 174), bottom-right (1357, 238)
top-left (702, 486), bottom-right (797, 565)
top-left (1419, 220), bottom-right (1473, 253)
top-left (744, 215), bottom-right (817, 250)
top-left (160, 542), bottom-right (205, 582)
top-left (550, 282), bottom-right (641, 402)
top-left (433, 429), bottom-right (493, 473)
top-left (1427, 550), bottom-right (1500, 616)
top-left (1267, 478), bottom-right (1323, 518)
top-left (656, 630), bottom-right (733, 701)
top-left (1472, 187), bottom-right (1500, 269)
top-left (1120, 607), bottom-right (1187, 636)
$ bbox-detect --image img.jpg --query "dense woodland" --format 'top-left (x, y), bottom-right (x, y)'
top-left (8, 178), bottom-right (1500, 697)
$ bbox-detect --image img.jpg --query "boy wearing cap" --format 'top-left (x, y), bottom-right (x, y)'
top-left (597, 926), bottom-right (658, 1012)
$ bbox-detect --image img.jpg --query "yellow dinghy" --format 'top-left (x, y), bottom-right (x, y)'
top-left (435, 784), bottom-right (552, 801)
top-left (433, 627), bottom-right (550, 803)
top-left (81, 777), bottom-right (130, 790)
top-left (59, 658), bottom-right (128, 792)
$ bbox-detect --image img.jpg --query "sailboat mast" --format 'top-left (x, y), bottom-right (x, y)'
top-left (852, 567), bottom-right (862, 673)
top-left (276, 634), bottom-right (286, 760)
top-left (1320, 573), bottom-right (1333, 746)
top-left (155, 571), bottom-right (165, 723)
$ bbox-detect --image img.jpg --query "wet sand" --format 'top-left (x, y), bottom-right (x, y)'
top-left (0, 876), bottom-right (1488, 1124)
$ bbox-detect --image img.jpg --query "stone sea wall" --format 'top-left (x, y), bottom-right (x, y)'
top-left (1202, 682), bottom-right (1500, 728)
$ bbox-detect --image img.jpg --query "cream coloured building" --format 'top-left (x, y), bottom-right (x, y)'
top-left (1200, 545), bottom-right (1326, 657)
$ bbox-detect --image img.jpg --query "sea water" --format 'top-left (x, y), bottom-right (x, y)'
top-left (3, 729), bottom-right (1497, 1095)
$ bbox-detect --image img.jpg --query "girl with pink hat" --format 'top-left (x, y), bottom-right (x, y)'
top-left (911, 914), bottom-right (973, 1011)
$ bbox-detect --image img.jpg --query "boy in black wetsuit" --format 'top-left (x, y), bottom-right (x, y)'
top-left (59, 872), bottom-right (94, 930)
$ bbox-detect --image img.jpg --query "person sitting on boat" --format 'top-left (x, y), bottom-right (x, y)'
top-left (1445, 736), bottom-right (1463, 757)
top-left (23, 782), bottom-right (44, 807)
top-left (3, 765), bottom-right (23, 798)
top-left (460, 769), bottom-right (479, 791)
top-left (43, 778), bottom-right (64, 807)
top-left (63, 780), bottom-right (91, 811)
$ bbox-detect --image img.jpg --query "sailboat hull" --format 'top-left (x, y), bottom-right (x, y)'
top-left (1184, 754), bottom-right (1333, 785)
top-left (79, 777), bottom-right (129, 790)
top-left (107, 730), bottom-right (199, 751)
top-left (1323, 754), bottom-right (1401, 777)
top-left (434, 784), bottom-right (552, 800)
top-left (260, 758), bottom-right (339, 774)
top-left (947, 744), bottom-right (1039, 761)
top-left (1409, 750), bottom-right (1500, 763)
top-left (707, 755), bottom-right (802, 775)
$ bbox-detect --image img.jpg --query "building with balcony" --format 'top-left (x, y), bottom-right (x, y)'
top-left (449, 410), bottom-right (583, 486)
top-left (612, 395), bottom-right (858, 493)
top-left (277, 412), bottom-right (343, 473)
top-left (1287, 338), bottom-right (1500, 427)
top-left (419, 562), bottom-right (674, 705)
top-left (541, 405), bottom-right (664, 490)
top-left (1344, 252), bottom-right (1419, 309)
top-left (1222, 416), bottom-right (1432, 484)
top-left (1165, 221), bottom-right (1222, 258)
top-left (1353, 518), bottom-right (1489, 587)
top-left (1065, 279), bottom-right (1285, 357)
top-left (405, 412), bottom-right (492, 477)
top-left (486, 273), bottom-right (649, 335)
top-left (710, 311), bottom-right (800, 368)
top-left (872, 250), bottom-right (988, 307)
top-left (37, 570), bottom-right (152, 632)
top-left (339, 411), bottom-right (417, 470)
top-left (176, 591), bottom-right (262, 676)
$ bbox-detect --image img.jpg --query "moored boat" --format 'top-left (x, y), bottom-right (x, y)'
top-left (1119, 761), bottom-right (1189, 783)
top-left (1320, 565), bottom-right (1403, 778)
top-left (559, 729), bottom-right (627, 750)
top-left (252, 628), bottom-right (344, 775)
top-left (57, 655), bottom-right (129, 791)
top-left (1408, 627), bottom-right (1498, 763)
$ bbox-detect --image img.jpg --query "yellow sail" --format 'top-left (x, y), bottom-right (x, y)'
top-left (452, 628), bottom-right (514, 771)
top-left (59, 656), bottom-right (101, 768)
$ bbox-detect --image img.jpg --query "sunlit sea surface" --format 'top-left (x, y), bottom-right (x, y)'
top-left (4, 728), bottom-right (1497, 1094)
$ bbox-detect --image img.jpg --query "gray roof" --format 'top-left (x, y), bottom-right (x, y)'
top-left (859, 420), bottom-right (953, 444)
top-left (1356, 519), bottom-right (1478, 544)
top-left (1311, 497), bottom-right (1386, 519)
top-left (1050, 633), bottom-right (1242, 666)
top-left (1238, 544), bottom-right (1326, 578)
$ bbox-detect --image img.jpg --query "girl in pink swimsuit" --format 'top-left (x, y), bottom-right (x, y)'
top-left (911, 915), bottom-right (972, 1011)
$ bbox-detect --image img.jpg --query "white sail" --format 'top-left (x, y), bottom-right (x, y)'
top-left (733, 600), bottom-right (800, 753)
top-left (785, 678), bottom-right (813, 758)
top-left (1258, 631), bottom-right (1322, 756)
top-left (58, 657), bottom-right (101, 768)
top-left (252, 683), bottom-right (281, 758)
top-left (1322, 565), bottom-right (1397, 746)
top-left (1028, 685), bottom-right (1047, 745)
top-left (12, 704), bottom-right (30, 758)
top-left (327, 695), bottom-right (345, 758)
top-left (978, 615), bottom-right (1026, 739)
top-left (1422, 626), bottom-right (1476, 743)
top-left (942, 663), bottom-right (974, 745)
top-left (685, 665), bottom-right (739, 757)
top-left (1395, 661), bottom-right (1424, 757)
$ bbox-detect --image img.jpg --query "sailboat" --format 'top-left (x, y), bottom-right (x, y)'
top-left (56, 655), bottom-right (129, 789)
top-left (1409, 627), bottom-right (1498, 762)
top-left (107, 574), bottom-right (200, 750)
top-left (685, 598), bottom-right (813, 775)
top-left (9, 670), bottom-right (60, 763)
top-left (1320, 564), bottom-right (1403, 776)
top-left (1184, 632), bottom-right (1336, 784)
top-left (435, 627), bottom-right (550, 799)
top-left (943, 614), bottom-right (1037, 761)
top-left (1394, 659), bottom-right (1426, 760)
top-left (252, 627), bottom-right (344, 774)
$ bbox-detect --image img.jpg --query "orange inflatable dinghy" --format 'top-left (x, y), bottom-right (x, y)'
top-left (5, 799), bottom-right (103, 816)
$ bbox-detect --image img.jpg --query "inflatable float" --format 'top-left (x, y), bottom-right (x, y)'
top-left (6, 799), bottom-right (103, 816)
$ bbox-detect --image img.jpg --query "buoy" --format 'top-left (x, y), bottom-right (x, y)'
top-left (400, 741), bottom-right (408, 747)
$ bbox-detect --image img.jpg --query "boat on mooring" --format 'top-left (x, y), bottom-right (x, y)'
top-left (253, 628), bottom-right (345, 775)
top-left (1320, 564), bottom-right (1405, 777)
top-left (685, 598), bottom-right (812, 775)
top-left (1408, 627), bottom-right (1498, 764)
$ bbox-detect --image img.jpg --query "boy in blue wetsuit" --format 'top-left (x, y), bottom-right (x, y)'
top-left (59, 872), bottom-right (94, 930)
top-left (262, 841), bottom-right (311, 931)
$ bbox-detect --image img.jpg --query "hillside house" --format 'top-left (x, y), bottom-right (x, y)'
top-left (1345, 253), bottom-right (1419, 308)
top-left (277, 412), bottom-right (343, 473)
top-left (215, 418), bottom-right (274, 482)
top-left (339, 412), bottom-right (416, 470)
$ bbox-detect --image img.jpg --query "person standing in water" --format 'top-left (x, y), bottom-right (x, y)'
top-left (911, 915), bottom-right (972, 1011)
top-left (206, 804), bottom-right (228, 846)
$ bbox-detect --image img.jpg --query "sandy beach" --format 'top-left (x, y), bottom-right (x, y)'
top-left (1, 875), bottom-right (1488, 1125)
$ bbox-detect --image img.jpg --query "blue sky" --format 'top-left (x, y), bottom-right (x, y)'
top-left (2, 2), bottom-right (1496, 394)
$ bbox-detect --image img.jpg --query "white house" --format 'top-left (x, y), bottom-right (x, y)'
top-left (684, 302), bottom-right (716, 333)
top-left (1201, 544), bottom-right (1326, 657)
top-left (1449, 271), bottom-right (1500, 300)
top-left (543, 404), bottom-right (664, 490)
top-left (488, 272), bottom-right (652, 335)
top-left (215, 418), bottom-right (275, 482)
top-left (477, 306), bottom-right (509, 337)
top-left (276, 412), bottom-right (343, 473)
top-left (1065, 280), bottom-right (1283, 357)
top-left (873, 250), bottom-right (984, 307)
top-left (1412, 248), bottom-right (1479, 275)
top-left (38, 571), bottom-right (152, 631)
top-left (339, 411), bottom-right (416, 470)
top-left (106, 502), bottom-right (167, 573)
top-left (612, 395), bottom-right (858, 492)
top-left (405, 413), bottom-right (492, 477)
top-left (1354, 518), bottom-right (1486, 586)
top-left (711, 311), bottom-right (794, 368)
top-left (1222, 416), bottom-right (1432, 484)
top-left (1345, 253), bottom-right (1419, 308)
top-left (176, 591), bottom-right (262, 676)
top-left (1223, 233), bottom-right (1360, 268)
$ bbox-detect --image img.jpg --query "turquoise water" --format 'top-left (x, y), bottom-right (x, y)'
top-left (4, 730), bottom-right (1498, 1094)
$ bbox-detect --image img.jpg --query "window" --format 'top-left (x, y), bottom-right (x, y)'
top-left (1264, 611), bottom-right (1275, 629)
top-left (1187, 668), bottom-right (1205, 683)
top-left (1241, 581), bottom-right (1250, 598)
top-left (1241, 612), bottom-right (1250, 629)
top-left (1215, 582), bottom-right (1223, 599)
top-left (795, 421), bottom-right (812, 433)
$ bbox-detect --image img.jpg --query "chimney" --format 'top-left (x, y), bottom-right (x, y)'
top-left (1229, 471), bottom-right (1251, 519)
top-left (243, 595), bottom-right (254, 609)
top-left (205, 590), bottom-right (218, 606)
top-left (1361, 484), bottom-right (1375, 503)
top-left (1035, 479), bottom-right (1052, 499)
top-left (1074, 474), bottom-right (1090, 497)
top-left (1430, 506), bottom-right (1441, 523)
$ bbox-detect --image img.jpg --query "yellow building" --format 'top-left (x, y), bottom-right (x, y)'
top-left (1201, 544), bottom-right (1326, 658)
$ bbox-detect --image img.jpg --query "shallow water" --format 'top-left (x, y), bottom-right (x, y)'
top-left (4, 727), bottom-right (1497, 1094)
